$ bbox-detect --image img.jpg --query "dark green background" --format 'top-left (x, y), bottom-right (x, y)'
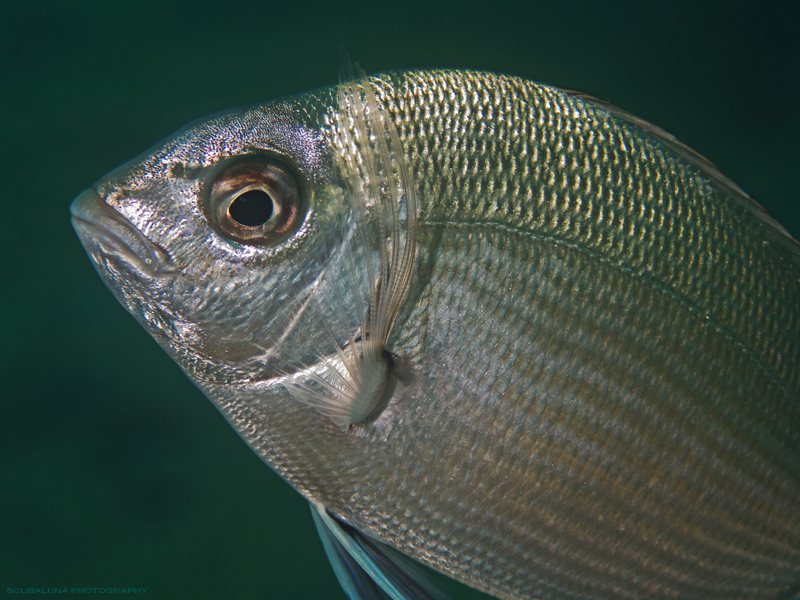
top-left (2, 1), bottom-right (798, 599)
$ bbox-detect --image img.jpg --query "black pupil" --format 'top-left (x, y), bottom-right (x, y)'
top-left (229, 189), bottom-right (274, 227)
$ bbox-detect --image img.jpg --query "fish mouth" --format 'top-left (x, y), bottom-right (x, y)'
top-left (70, 188), bottom-right (177, 279)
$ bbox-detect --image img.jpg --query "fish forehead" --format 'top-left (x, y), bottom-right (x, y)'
top-left (99, 94), bottom-right (335, 194)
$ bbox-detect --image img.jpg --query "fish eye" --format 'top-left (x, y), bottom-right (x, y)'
top-left (205, 158), bottom-right (302, 244)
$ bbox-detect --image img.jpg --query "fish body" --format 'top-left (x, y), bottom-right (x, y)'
top-left (71, 70), bottom-right (800, 599)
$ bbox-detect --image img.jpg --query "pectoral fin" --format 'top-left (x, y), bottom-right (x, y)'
top-left (279, 60), bottom-right (418, 431)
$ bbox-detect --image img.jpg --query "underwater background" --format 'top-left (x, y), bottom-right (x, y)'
top-left (1, 1), bottom-right (798, 598)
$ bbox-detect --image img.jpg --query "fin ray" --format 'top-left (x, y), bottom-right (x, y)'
top-left (311, 502), bottom-right (450, 600)
top-left (274, 59), bottom-right (418, 430)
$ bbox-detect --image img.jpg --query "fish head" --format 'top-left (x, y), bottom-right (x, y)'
top-left (70, 92), bottom-right (360, 391)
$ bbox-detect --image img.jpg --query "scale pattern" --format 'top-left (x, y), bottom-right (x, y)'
top-left (319, 71), bottom-right (800, 599)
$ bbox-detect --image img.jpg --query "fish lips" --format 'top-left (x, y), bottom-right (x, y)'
top-left (70, 188), bottom-right (177, 280)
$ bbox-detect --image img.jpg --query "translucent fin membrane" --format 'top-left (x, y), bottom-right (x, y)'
top-left (311, 502), bottom-right (448, 600)
top-left (280, 63), bottom-right (418, 431)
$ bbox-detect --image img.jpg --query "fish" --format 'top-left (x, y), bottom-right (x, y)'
top-left (71, 66), bottom-right (800, 600)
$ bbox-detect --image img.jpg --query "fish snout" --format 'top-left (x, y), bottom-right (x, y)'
top-left (70, 188), bottom-right (176, 279)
